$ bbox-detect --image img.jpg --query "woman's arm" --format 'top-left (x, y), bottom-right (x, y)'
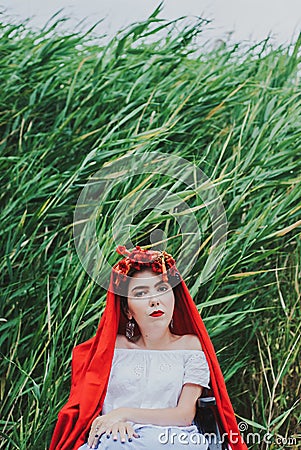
top-left (88, 383), bottom-right (202, 446)
top-left (120, 382), bottom-right (203, 427)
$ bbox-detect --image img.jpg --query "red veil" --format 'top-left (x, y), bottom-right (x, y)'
top-left (50, 248), bottom-right (247, 450)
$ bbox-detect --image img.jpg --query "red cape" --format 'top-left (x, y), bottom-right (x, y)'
top-left (50, 274), bottom-right (247, 450)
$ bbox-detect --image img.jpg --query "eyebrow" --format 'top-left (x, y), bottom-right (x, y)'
top-left (131, 280), bottom-right (167, 292)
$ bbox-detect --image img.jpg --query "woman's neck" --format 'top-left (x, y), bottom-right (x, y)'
top-left (135, 329), bottom-right (179, 350)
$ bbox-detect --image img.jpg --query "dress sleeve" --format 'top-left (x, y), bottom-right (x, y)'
top-left (183, 351), bottom-right (210, 389)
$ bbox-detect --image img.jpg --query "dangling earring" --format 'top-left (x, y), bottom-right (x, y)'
top-left (126, 318), bottom-right (135, 340)
top-left (170, 318), bottom-right (174, 330)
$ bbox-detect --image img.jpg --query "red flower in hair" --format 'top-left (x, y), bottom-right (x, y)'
top-left (114, 259), bottom-right (131, 275)
top-left (130, 248), bottom-right (155, 263)
top-left (116, 246), bottom-right (130, 256)
top-left (113, 246), bottom-right (176, 288)
top-left (152, 261), bottom-right (163, 273)
top-left (164, 254), bottom-right (175, 267)
top-left (131, 261), bottom-right (143, 271)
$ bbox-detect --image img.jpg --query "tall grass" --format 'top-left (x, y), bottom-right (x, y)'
top-left (0, 10), bottom-right (300, 450)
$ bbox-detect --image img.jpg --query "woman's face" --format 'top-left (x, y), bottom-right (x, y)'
top-left (126, 269), bottom-right (175, 332)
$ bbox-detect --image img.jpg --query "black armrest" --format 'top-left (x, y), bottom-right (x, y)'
top-left (195, 396), bottom-right (218, 436)
top-left (198, 396), bottom-right (216, 408)
top-left (195, 396), bottom-right (227, 450)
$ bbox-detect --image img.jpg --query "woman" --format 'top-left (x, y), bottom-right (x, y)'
top-left (50, 246), bottom-right (247, 450)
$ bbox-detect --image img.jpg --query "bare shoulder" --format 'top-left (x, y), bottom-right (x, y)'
top-left (176, 334), bottom-right (203, 351)
top-left (115, 334), bottom-right (130, 348)
top-left (184, 334), bottom-right (203, 350)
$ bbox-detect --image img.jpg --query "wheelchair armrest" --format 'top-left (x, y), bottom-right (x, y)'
top-left (194, 397), bottom-right (228, 450)
top-left (195, 396), bottom-right (229, 450)
top-left (195, 396), bottom-right (219, 437)
top-left (197, 396), bottom-right (216, 407)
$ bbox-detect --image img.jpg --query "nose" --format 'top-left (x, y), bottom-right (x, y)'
top-left (149, 296), bottom-right (160, 307)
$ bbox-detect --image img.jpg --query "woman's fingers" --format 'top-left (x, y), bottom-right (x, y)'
top-left (87, 431), bottom-right (100, 449)
top-left (91, 435), bottom-right (100, 449)
top-left (111, 422), bottom-right (120, 441)
top-left (125, 423), bottom-right (140, 441)
top-left (88, 420), bottom-right (140, 446)
top-left (125, 423), bottom-right (133, 441)
top-left (87, 418), bottom-right (105, 448)
top-left (116, 423), bottom-right (126, 442)
top-left (108, 421), bottom-right (140, 442)
top-left (87, 432), bottom-right (99, 448)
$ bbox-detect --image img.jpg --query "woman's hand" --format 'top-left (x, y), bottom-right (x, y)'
top-left (88, 408), bottom-right (139, 448)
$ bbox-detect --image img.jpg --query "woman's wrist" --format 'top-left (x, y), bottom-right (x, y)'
top-left (116, 407), bottom-right (129, 421)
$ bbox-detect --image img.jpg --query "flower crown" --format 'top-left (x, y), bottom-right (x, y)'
top-left (112, 245), bottom-right (177, 288)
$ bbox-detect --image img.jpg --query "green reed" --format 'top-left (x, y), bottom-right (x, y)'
top-left (0, 10), bottom-right (300, 450)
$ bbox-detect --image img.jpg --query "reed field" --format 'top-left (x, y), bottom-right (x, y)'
top-left (0, 9), bottom-right (300, 450)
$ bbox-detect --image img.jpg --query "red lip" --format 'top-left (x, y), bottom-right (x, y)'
top-left (150, 311), bottom-right (164, 317)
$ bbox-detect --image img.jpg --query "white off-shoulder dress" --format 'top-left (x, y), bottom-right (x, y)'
top-left (78, 348), bottom-right (210, 449)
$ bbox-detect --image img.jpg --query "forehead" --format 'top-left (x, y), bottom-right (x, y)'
top-left (128, 269), bottom-right (165, 290)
